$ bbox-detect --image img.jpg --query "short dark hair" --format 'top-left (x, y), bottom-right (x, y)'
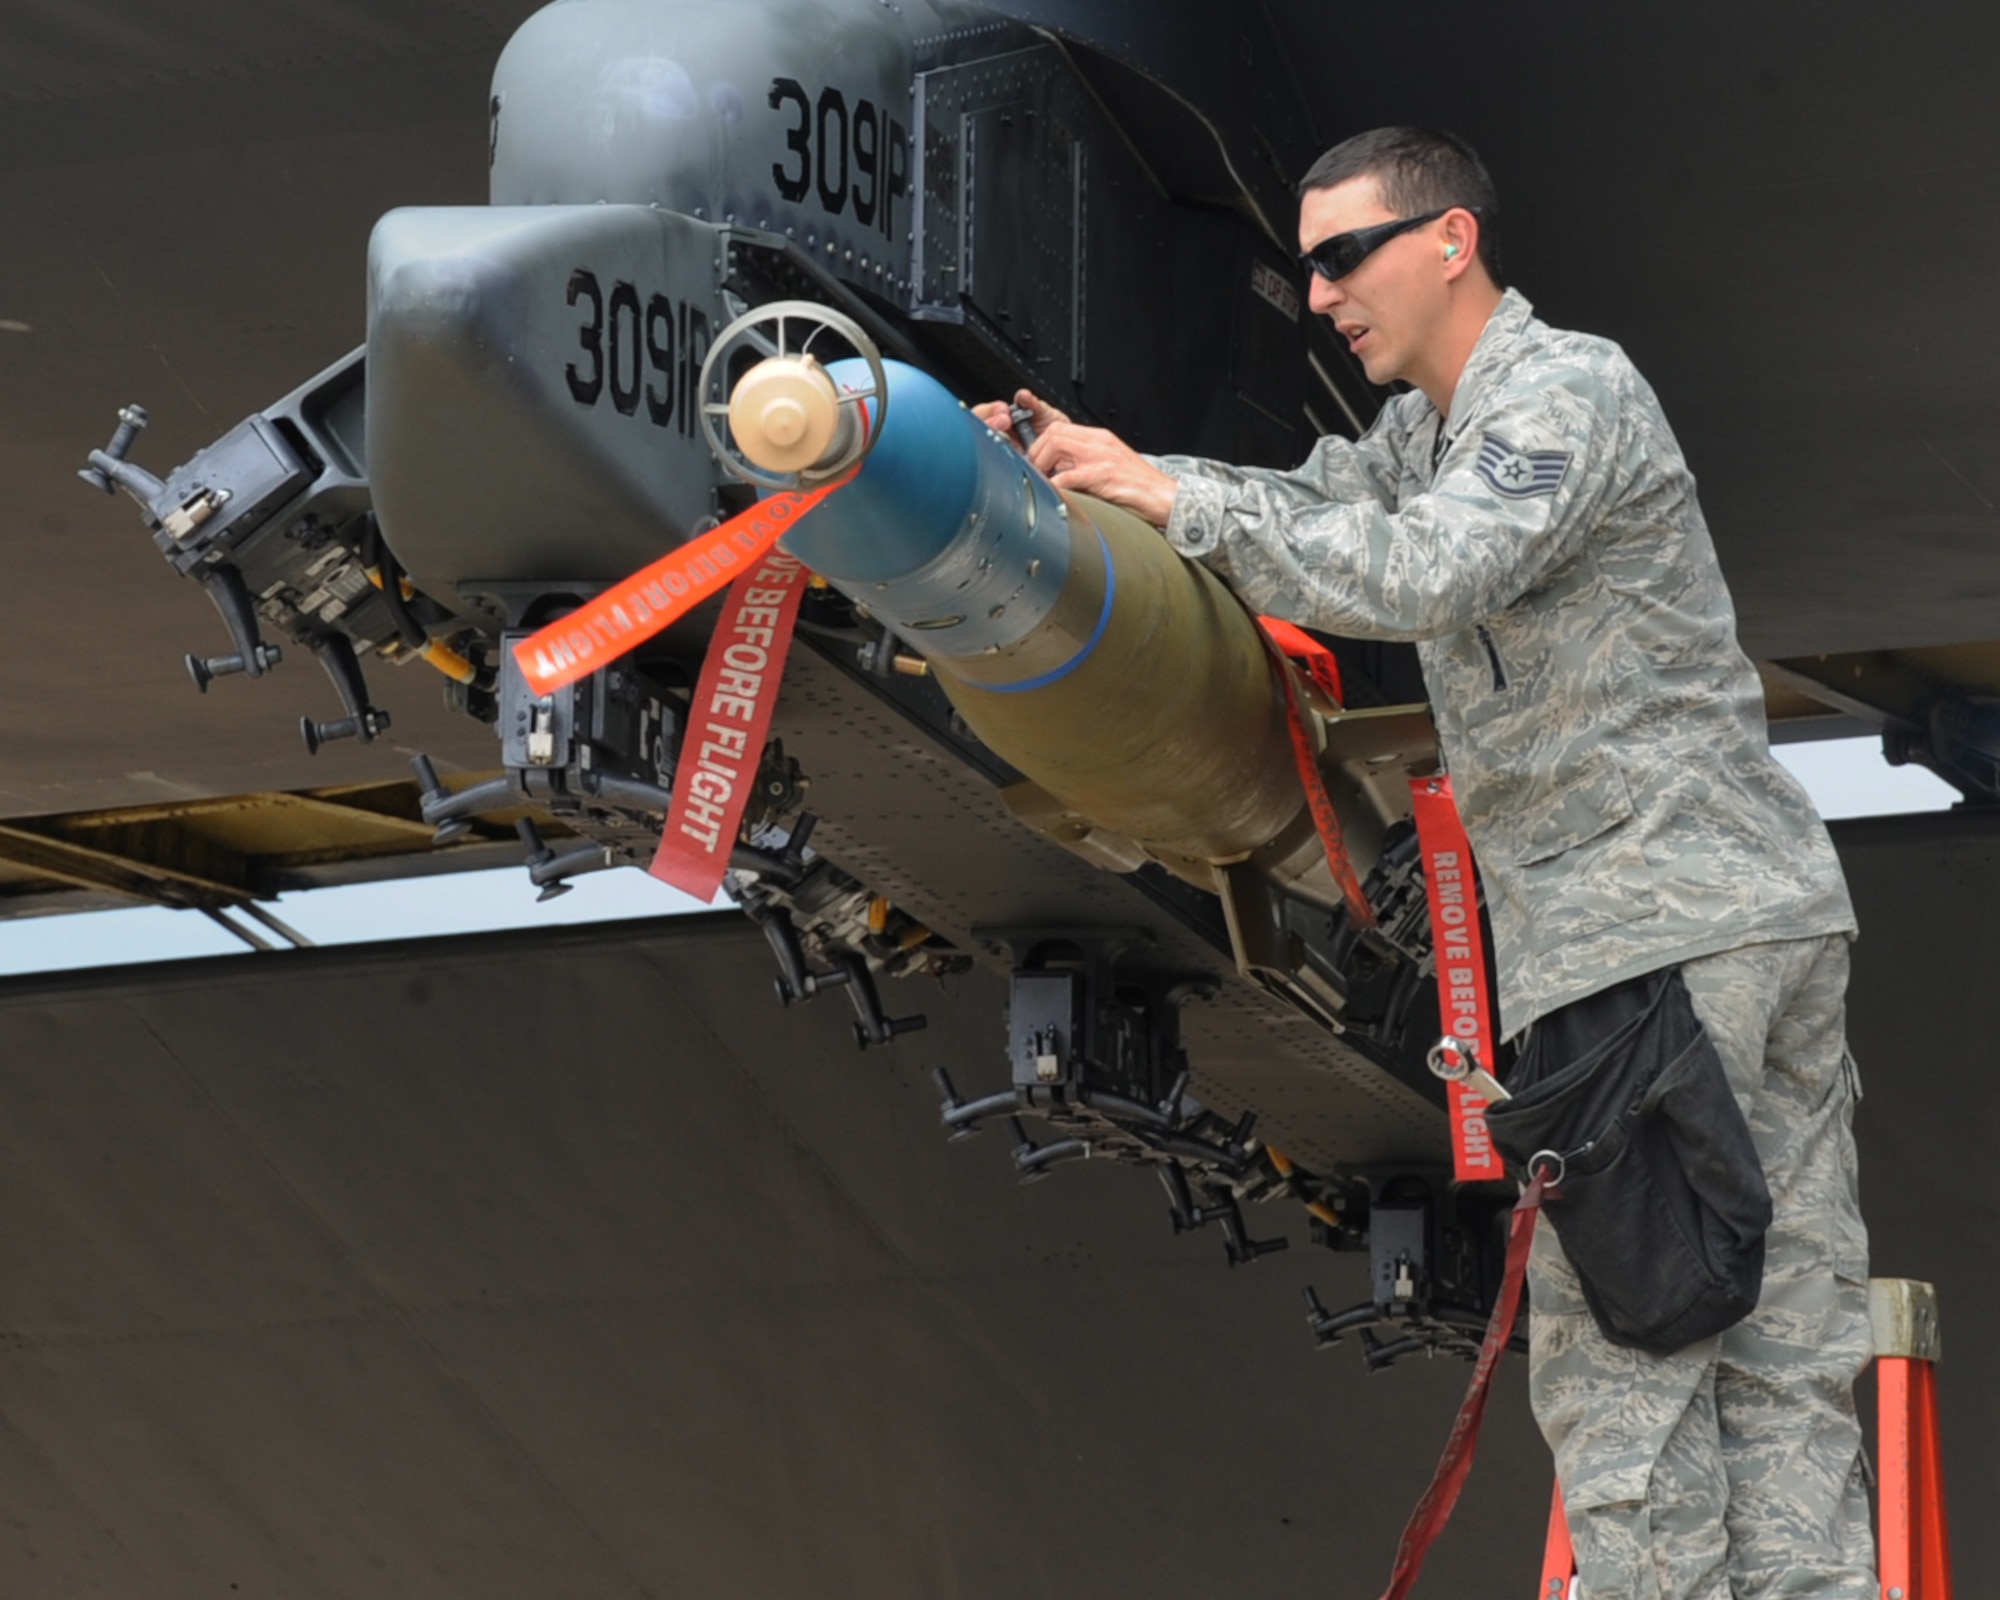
top-left (1299, 127), bottom-right (1503, 287)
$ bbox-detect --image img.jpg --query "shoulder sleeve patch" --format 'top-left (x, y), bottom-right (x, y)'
top-left (1474, 432), bottom-right (1572, 499)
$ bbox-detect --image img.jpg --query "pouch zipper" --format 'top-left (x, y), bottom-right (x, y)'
top-left (1475, 623), bottom-right (1508, 691)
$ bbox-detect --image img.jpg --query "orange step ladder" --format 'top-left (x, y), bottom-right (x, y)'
top-left (1873, 1279), bottom-right (1951, 1600)
top-left (1536, 1277), bottom-right (1951, 1599)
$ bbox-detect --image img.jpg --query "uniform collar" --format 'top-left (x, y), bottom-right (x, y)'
top-left (1438, 287), bottom-right (1536, 439)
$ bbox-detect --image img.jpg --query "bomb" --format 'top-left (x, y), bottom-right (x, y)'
top-left (729, 352), bottom-right (1420, 949)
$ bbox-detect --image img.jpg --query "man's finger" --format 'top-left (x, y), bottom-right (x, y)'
top-left (1025, 428), bottom-right (1066, 476)
top-left (1016, 389), bottom-right (1070, 430)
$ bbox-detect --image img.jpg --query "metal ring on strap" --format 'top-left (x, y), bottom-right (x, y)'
top-left (1426, 1036), bottom-right (1479, 1082)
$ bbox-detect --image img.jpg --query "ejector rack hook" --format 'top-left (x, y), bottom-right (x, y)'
top-left (79, 403), bottom-right (160, 499)
top-left (697, 299), bottom-right (888, 490)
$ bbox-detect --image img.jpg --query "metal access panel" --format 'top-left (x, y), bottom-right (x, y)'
top-left (1227, 248), bottom-right (1318, 462)
top-left (915, 46), bottom-right (1092, 380)
top-left (964, 99), bottom-right (1086, 382)
top-left (911, 45), bottom-right (1173, 412)
top-left (907, 42), bottom-right (1332, 466)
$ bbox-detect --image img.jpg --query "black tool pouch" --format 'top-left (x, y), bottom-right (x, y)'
top-left (1485, 966), bottom-right (1772, 1354)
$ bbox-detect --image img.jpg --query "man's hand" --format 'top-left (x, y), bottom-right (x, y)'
top-left (973, 389), bottom-right (1180, 529)
top-left (970, 391), bottom-right (1065, 439)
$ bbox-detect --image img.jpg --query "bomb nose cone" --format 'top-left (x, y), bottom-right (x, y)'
top-left (762, 396), bottom-right (808, 448)
top-left (729, 355), bottom-right (840, 474)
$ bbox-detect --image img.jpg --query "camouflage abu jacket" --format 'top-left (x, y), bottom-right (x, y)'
top-left (1152, 289), bottom-right (1855, 1036)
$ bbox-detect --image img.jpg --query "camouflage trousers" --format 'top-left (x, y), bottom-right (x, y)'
top-left (1527, 934), bottom-right (1875, 1599)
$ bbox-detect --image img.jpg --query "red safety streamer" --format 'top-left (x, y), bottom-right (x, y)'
top-left (1258, 615), bottom-right (1344, 706)
top-left (1365, 772), bottom-right (1528, 1600)
top-left (1540, 1483), bottom-right (1578, 1599)
top-left (1257, 621), bottom-right (1373, 928)
top-left (510, 475), bottom-right (850, 699)
top-left (1409, 775), bottom-right (1504, 1183)
top-left (1374, 1172), bottom-right (1548, 1600)
top-left (649, 548), bottom-right (812, 901)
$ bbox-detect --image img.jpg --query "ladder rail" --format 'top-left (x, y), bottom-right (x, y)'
top-left (1537, 1277), bottom-right (1952, 1600)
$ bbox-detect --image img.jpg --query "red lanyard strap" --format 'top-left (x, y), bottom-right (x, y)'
top-left (1258, 615), bottom-right (1343, 704)
top-left (1369, 772), bottom-right (1528, 1600)
top-left (506, 448), bottom-right (861, 895)
top-left (1408, 776), bottom-right (1504, 1183)
top-left (1255, 619), bottom-right (1374, 929)
top-left (1374, 1172), bottom-right (1549, 1600)
top-left (649, 549), bottom-right (813, 901)
top-left (510, 477), bottom-right (846, 699)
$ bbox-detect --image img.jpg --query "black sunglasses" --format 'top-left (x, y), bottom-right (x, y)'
top-left (1298, 207), bottom-right (1472, 282)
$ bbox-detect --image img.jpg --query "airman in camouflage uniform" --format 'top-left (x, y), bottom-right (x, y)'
top-left (1152, 284), bottom-right (1855, 1040)
top-left (987, 127), bottom-right (1874, 1599)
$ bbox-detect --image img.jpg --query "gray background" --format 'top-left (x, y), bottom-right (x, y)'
top-left (0, 813), bottom-right (1991, 1596)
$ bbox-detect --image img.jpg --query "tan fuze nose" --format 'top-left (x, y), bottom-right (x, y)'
top-left (727, 354), bottom-right (841, 475)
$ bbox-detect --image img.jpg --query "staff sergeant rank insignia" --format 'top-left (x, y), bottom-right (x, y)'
top-left (1474, 432), bottom-right (1572, 499)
